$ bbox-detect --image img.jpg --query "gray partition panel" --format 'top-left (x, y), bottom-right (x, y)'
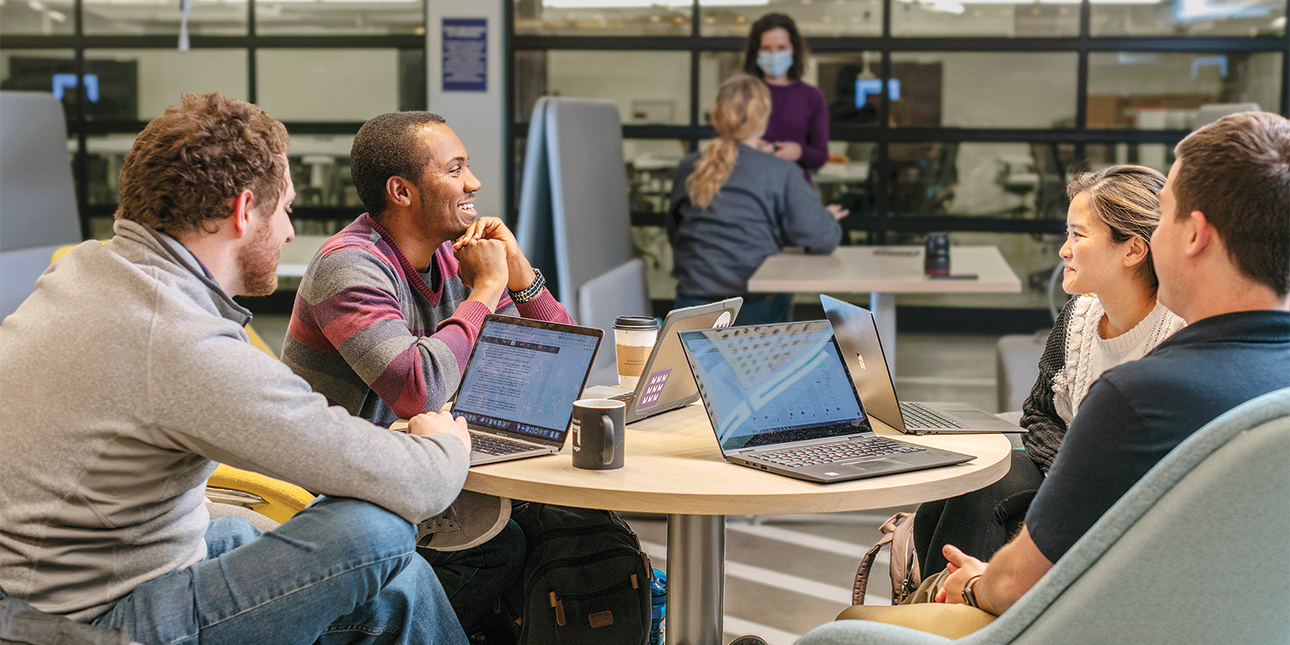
top-left (543, 98), bottom-right (633, 316)
top-left (578, 258), bottom-right (650, 383)
top-left (514, 97), bottom-right (560, 299)
top-left (0, 91), bottom-right (80, 252)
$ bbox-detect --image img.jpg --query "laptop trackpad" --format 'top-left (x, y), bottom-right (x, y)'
top-left (945, 409), bottom-right (998, 421)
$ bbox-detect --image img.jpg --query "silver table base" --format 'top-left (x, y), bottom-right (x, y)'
top-left (666, 514), bottom-right (726, 645)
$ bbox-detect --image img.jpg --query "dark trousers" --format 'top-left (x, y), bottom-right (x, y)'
top-left (913, 448), bottom-right (1045, 574)
top-left (420, 519), bottom-right (526, 634)
top-left (674, 293), bottom-right (794, 326)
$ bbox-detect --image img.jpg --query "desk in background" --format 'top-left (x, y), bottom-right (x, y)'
top-left (276, 234), bottom-right (329, 279)
top-left (464, 403), bottom-right (1011, 645)
top-left (747, 246), bottom-right (1022, 376)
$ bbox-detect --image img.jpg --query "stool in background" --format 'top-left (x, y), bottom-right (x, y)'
top-left (996, 331), bottom-right (1047, 414)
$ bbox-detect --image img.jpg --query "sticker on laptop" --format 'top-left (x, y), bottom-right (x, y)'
top-left (636, 368), bottom-right (672, 409)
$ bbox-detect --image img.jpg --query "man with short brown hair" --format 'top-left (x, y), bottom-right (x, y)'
top-left (830, 111), bottom-right (1290, 637)
top-left (1, 92), bottom-right (471, 644)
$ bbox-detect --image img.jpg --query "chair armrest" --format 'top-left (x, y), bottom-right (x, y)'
top-left (206, 464), bottom-right (314, 524)
top-left (798, 619), bottom-right (957, 645)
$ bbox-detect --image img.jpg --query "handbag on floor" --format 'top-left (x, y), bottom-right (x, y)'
top-left (853, 511), bottom-right (922, 605)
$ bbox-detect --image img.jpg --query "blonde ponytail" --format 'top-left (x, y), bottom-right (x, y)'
top-left (686, 74), bottom-right (771, 210)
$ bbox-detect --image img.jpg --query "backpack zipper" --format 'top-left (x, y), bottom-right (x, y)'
top-left (524, 547), bottom-right (644, 596)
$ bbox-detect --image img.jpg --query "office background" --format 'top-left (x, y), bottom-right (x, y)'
top-left (2, 0), bottom-right (1286, 332)
top-left (3, 5), bottom-right (1285, 641)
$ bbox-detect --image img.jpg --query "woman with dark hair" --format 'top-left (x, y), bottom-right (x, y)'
top-left (668, 74), bottom-right (847, 325)
top-left (912, 164), bottom-right (1186, 575)
top-left (741, 13), bottom-right (829, 183)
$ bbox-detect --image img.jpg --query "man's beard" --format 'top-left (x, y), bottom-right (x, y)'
top-left (237, 218), bottom-right (281, 297)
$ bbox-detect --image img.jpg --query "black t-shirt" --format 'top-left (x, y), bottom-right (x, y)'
top-left (1025, 310), bottom-right (1290, 563)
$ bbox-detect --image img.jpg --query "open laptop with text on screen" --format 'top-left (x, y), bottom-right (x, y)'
top-left (677, 321), bottom-right (973, 483)
top-left (450, 315), bottom-right (602, 465)
top-left (582, 297), bottom-right (743, 424)
top-left (821, 295), bottom-right (1021, 434)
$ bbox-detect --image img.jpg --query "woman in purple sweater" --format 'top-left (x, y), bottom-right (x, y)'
top-left (741, 13), bottom-right (830, 183)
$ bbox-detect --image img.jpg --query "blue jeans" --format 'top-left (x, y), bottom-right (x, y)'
top-left (674, 293), bottom-right (794, 326)
top-left (92, 496), bottom-right (468, 645)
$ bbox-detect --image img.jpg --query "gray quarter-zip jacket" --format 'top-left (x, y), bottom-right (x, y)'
top-left (0, 219), bottom-right (469, 621)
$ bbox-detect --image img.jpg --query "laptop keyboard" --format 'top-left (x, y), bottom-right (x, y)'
top-left (609, 391), bottom-right (635, 404)
top-left (900, 403), bottom-right (966, 430)
top-left (470, 432), bottom-right (538, 456)
top-left (757, 436), bottom-right (924, 467)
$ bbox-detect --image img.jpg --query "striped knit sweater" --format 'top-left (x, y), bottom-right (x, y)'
top-left (283, 214), bottom-right (573, 428)
top-left (1019, 295), bottom-right (1185, 474)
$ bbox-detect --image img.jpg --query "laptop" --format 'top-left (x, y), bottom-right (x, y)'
top-left (677, 320), bottom-right (973, 483)
top-left (450, 315), bottom-right (603, 465)
top-left (582, 297), bottom-right (743, 424)
top-left (820, 295), bottom-right (1022, 434)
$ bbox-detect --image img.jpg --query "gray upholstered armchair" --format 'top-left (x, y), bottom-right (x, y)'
top-left (798, 387), bottom-right (1290, 645)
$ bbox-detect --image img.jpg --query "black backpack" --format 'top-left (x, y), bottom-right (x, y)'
top-left (507, 503), bottom-right (654, 645)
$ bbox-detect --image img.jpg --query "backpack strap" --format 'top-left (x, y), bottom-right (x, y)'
top-left (853, 529), bottom-right (895, 605)
top-left (884, 512), bottom-right (922, 604)
top-left (852, 511), bottom-right (921, 606)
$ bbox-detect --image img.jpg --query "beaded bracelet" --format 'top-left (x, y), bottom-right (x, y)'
top-left (508, 268), bottom-right (546, 304)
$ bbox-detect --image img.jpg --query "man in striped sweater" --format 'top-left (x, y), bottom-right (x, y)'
top-left (283, 111), bottom-right (574, 639)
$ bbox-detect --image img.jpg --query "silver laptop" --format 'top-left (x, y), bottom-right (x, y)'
top-left (450, 315), bottom-right (603, 465)
top-left (821, 295), bottom-right (1022, 434)
top-left (583, 297), bottom-right (742, 424)
top-left (677, 320), bottom-right (973, 483)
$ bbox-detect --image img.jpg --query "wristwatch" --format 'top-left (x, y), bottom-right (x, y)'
top-left (961, 575), bottom-right (984, 609)
top-left (508, 268), bottom-right (545, 304)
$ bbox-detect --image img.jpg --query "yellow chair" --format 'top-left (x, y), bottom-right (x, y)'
top-left (50, 243), bottom-right (82, 263)
top-left (52, 243), bottom-right (314, 524)
top-left (206, 465), bottom-right (314, 525)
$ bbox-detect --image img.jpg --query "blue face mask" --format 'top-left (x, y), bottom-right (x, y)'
top-left (756, 50), bottom-right (794, 79)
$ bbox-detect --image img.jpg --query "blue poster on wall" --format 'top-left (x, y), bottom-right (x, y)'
top-left (442, 18), bottom-right (487, 92)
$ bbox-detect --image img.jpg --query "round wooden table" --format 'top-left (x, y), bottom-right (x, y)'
top-left (465, 403), bottom-right (1012, 645)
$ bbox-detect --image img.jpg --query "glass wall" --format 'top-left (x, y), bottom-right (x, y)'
top-left (83, 49), bottom-right (249, 120)
top-left (514, 0), bottom-right (692, 36)
top-left (83, 0), bottom-right (249, 36)
top-left (508, 0), bottom-right (1288, 318)
top-left (700, 0), bottom-right (884, 37)
top-left (890, 52), bottom-right (1079, 128)
top-left (1086, 51), bottom-right (1284, 133)
top-left (1, 0), bottom-right (76, 35)
top-left (1, 0), bottom-right (426, 239)
top-left (890, 0), bottom-right (1079, 37)
top-left (1090, 0), bottom-right (1286, 36)
top-left (514, 50), bottom-right (693, 125)
top-left (256, 0), bottom-right (425, 35)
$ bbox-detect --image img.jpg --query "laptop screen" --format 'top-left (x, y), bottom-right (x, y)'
top-left (679, 321), bottom-right (872, 452)
top-left (453, 317), bottom-right (601, 443)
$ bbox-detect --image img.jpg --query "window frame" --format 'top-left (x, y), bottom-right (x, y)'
top-left (505, 0), bottom-right (1290, 239)
top-left (1, 0), bottom-right (428, 238)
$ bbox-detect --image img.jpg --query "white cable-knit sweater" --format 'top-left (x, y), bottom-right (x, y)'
top-left (1052, 296), bottom-right (1187, 425)
top-left (1020, 295), bottom-right (1186, 473)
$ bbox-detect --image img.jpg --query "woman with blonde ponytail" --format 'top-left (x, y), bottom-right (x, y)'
top-left (667, 74), bottom-right (848, 325)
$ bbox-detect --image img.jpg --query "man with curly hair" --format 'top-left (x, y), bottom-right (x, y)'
top-left (0, 92), bottom-right (471, 644)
